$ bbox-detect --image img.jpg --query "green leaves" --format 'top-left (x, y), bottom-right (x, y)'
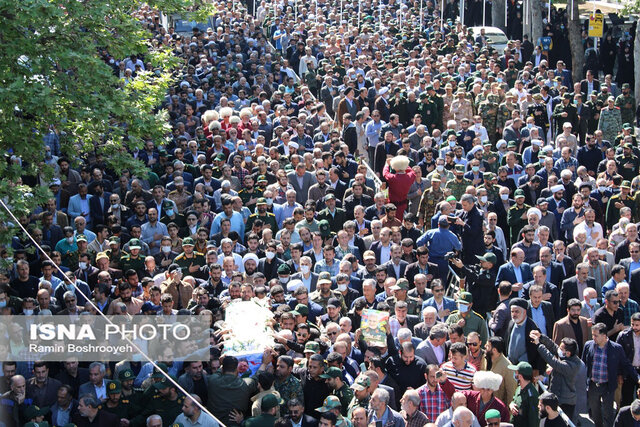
top-left (0, 0), bottom-right (199, 246)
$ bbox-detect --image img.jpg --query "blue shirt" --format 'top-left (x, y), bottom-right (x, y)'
top-left (509, 322), bottom-right (528, 364)
top-left (416, 228), bottom-right (462, 257)
top-left (140, 221), bottom-right (168, 255)
top-left (530, 304), bottom-right (547, 335)
top-left (209, 211), bottom-right (246, 242)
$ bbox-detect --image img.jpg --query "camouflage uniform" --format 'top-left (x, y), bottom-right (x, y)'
top-left (479, 95), bottom-right (500, 142)
top-left (417, 186), bottom-right (445, 226)
top-left (615, 93), bottom-right (636, 125)
top-left (445, 177), bottom-right (472, 201)
top-left (445, 309), bottom-right (489, 344)
top-left (478, 182), bottom-right (501, 203)
top-left (274, 375), bottom-right (304, 414)
top-left (450, 96), bottom-right (474, 129)
top-left (334, 383), bottom-right (354, 416)
top-left (598, 106), bottom-right (622, 143)
top-left (385, 296), bottom-right (422, 315)
top-left (496, 101), bottom-right (517, 133)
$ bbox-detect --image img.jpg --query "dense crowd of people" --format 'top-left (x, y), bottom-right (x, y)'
top-left (2, 0), bottom-right (640, 426)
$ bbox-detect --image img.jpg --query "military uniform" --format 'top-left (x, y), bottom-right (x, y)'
top-left (418, 97), bottom-right (439, 131)
top-left (417, 186), bottom-right (444, 225)
top-left (347, 395), bottom-right (370, 418)
top-left (496, 101), bottom-right (516, 132)
top-left (527, 102), bottom-right (550, 140)
top-left (103, 396), bottom-right (136, 419)
top-left (606, 193), bottom-right (636, 229)
top-left (615, 93), bottom-right (636, 124)
top-left (429, 93), bottom-right (444, 130)
top-left (445, 177), bottom-right (471, 202)
top-left (142, 393), bottom-right (184, 425)
top-left (615, 154), bottom-right (639, 182)
top-left (479, 96), bottom-right (499, 142)
top-left (310, 290), bottom-right (347, 312)
top-left (511, 382), bottom-right (539, 427)
top-left (385, 296), bottom-right (421, 316)
top-left (451, 97), bottom-right (474, 127)
top-left (244, 413), bottom-right (277, 427)
top-left (552, 101), bottom-right (579, 135)
top-left (173, 251), bottom-right (206, 275)
top-left (507, 203), bottom-right (530, 246)
top-left (598, 106), bottom-right (622, 143)
top-left (478, 182), bottom-right (500, 203)
top-left (119, 254), bottom-right (145, 276)
top-left (334, 383), bottom-right (354, 416)
top-left (274, 375), bottom-right (303, 413)
top-left (246, 212), bottom-right (278, 232)
top-left (445, 309), bottom-right (489, 345)
top-left (238, 188), bottom-right (263, 207)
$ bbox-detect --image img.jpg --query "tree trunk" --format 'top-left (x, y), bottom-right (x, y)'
top-left (530, 0), bottom-right (544, 43)
top-left (567, 0), bottom-right (584, 84)
top-left (635, 16), bottom-right (640, 109)
top-left (492, 0), bottom-right (506, 31)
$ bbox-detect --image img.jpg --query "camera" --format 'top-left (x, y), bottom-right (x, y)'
top-left (444, 251), bottom-right (459, 261)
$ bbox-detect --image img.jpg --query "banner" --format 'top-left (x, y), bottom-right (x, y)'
top-left (222, 301), bottom-right (275, 356)
top-left (361, 309), bottom-right (389, 347)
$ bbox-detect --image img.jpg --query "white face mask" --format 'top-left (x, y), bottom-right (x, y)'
top-left (67, 237), bottom-right (74, 244)
top-left (162, 245), bottom-right (172, 254)
top-left (23, 309), bottom-right (34, 316)
top-left (112, 203), bottom-right (120, 210)
top-left (480, 196), bottom-right (488, 204)
top-left (458, 303), bottom-right (469, 313)
top-left (265, 251), bottom-right (276, 260)
top-left (337, 284), bottom-right (347, 292)
top-left (500, 194), bottom-right (509, 200)
top-left (598, 249), bottom-right (607, 256)
top-left (557, 348), bottom-right (564, 358)
top-left (589, 298), bottom-right (598, 307)
top-left (436, 164), bottom-right (444, 171)
top-left (300, 265), bottom-right (310, 274)
top-left (279, 276), bottom-right (289, 284)
top-left (449, 140), bottom-right (456, 147)
top-left (598, 186), bottom-right (607, 192)
top-left (78, 262), bottom-right (87, 270)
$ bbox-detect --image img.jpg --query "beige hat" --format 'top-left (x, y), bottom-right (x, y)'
top-left (390, 156), bottom-right (410, 172)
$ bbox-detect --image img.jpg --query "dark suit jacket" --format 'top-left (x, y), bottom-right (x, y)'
top-left (369, 241), bottom-right (392, 266)
top-left (286, 414), bottom-right (318, 427)
top-left (580, 79), bottom-right (601, 96)
top-left (72, 409), bottom-right (118, 427)
top-left (287, 171), bottom-right (317, 205)
top-left (629, 268), bottom-right (640, 303)
top-left (458, 206), bottom-right (485, 263)
top-left (522, 280), bottom-right (561, 318)
top-left (582, 339), bottom-right (638, 393)
top-left (527, 301), bottom-right (556, 335)
top-left (374, 142), bottom-right (400, 177)
top-left (616, 327), bottom-right (640, 376)
top-left (614, 405), bottom-right (636, 427)
top-left (316, 208), bottom-right (347, 233)
top-left (504, 317), bottom-right (544, 372)
top-left (290, 272), bottom-right (319, 293)
top-left (26, 376), bottom-right (63, 407)
top-left (405, 261), bottom-right (440, 288)
top-left (495, 262), bottom-right (533, 287)
top-left (51, 400), bottom-right (78, 425)
top-left (384, 260), bottom-right (409, 280)
top-left (415, 339), bottom-right (449, 366)
top-left (89, 192), bottom-right (111, 227)
top-left (530, 261), bottom-right (565, 288)
top-left (560, 276), bottom-right (597, 313)
top-left (77, 380), bottom-right (112, 400)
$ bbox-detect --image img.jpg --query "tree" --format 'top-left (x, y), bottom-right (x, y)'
top-left (567, 0), bottom-right (584, 85)
top-left (0, 0), bottom-right (212, 250)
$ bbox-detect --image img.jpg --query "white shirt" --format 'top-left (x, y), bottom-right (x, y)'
top-left (573, 221), bottom-right (604, 247)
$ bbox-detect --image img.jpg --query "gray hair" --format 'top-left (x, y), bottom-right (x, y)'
top-left (88, 362), bottom-right (105, 374)
top-left (146, 415), bottom-right (162, 426)
top-left (372, 388), bottom-right (390, 405)
top-left (452, 406), bottom-right (473, 422)
top-left (402, 390), bottom-right (421, 407)
top-left (397, 328), bottom-right (412, 341)
top-left (79, 394), bottom-right (100, 409)
top-left (63, 291), bottom-right (75, 301)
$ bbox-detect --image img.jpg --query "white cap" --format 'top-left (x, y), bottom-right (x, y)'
top-left (243, 253), bottom-right (259, 265)
top-left (289, 141), bottom-right (299, 150)
top-left (531, 139), bottom-right (543, 147)
top-left (379, 87), bottom-right (389, 96)
top-left (551, 184), bottom-right (565, 193)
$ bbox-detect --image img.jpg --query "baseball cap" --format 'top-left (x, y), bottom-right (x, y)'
top-left (107, 380), bottom-right (122, 394)
top-left (316, 395), bottom-right (342, 412)
top-left (261, 393), bottom-right (284, 411)
top-left (319, 366), bottom-right (343, 379)
top-left (304, 341), bottom-right (320, 354)
top-left (508, 361), bottom-right (533, 376)
top-left (351, 375), bottom-right (371, 391)
top-left (182, 237), bottom-right (195, 246)
top-left (476, 253), bottom-right (497, 264)
top-left (457, 291), bottom-right (473, 304)
top-left (119, 368), bottom-right (135, 381)
top-left (327, 297), bottom-right (341, 309)
top-left (24, 405), bottom-right (50, 420)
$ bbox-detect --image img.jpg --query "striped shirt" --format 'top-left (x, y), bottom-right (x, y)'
top-left (592, 345), bottom-right (608, 384)
top-left (417, 383), bottom-right (450, 422)
top-left (440, 361), bottom-right (476, 390)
